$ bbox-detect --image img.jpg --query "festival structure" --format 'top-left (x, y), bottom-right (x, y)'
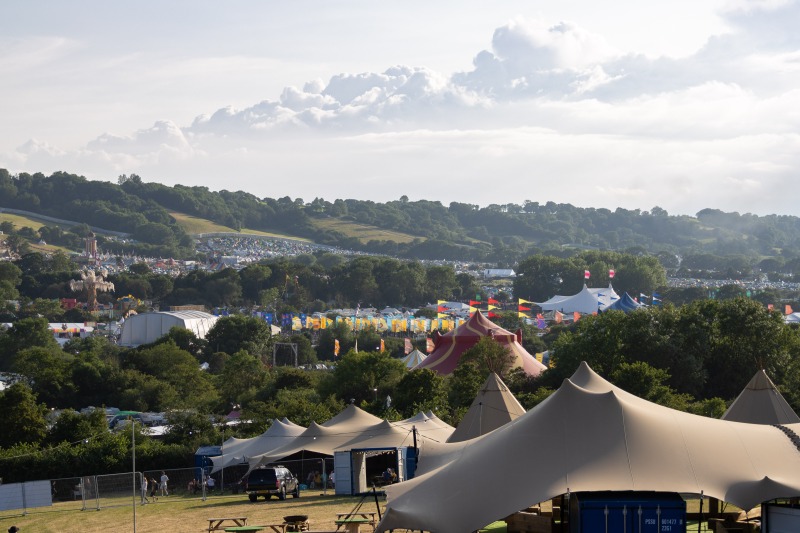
top-left (722, 369), bottom-right (800, 424)
top-left (378, 362), bottom-right (800, 533)
top-left (447, 372), bottom-right (526, 443)
top-left (412, 310), bottom-right (547, 376)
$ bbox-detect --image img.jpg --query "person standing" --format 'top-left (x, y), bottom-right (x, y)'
top-left (159, 471), bottom-right (169, 496)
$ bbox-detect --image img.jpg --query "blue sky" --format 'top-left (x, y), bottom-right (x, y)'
top-left (2, 0), bottom-right (799, 216)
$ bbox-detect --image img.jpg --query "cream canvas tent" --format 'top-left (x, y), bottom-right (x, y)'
top-left (401, 349), bottom-right (426, 369)
top-left (722, 369), bottom-right (800, 424)
top-left (447, 373), bottom-right (525, 443)
top-left (247, 405), bottom-right (454, 471)
top-left (209, 418), bottom-right (306, 473)
top-left (378, 362), bottom-right (800, 533)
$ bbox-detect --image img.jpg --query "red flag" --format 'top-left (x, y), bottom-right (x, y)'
top-left (584, 270), bottom-right (590, 280)
top-left (488, 298), bottom-right (500, 305)
top-left (608, 269), bottom-right (615, 279)
top-left (426, 337), bottom-right (434, 353)
top-left (404, 338), bottom-right (412, 354)
top-left (488, 312), bottom-right (499, 319)
top-left (536, 313), bottom-right (544, 319)
top-left (469, 300), bottom-right (482, 306)
top-left (518, 305), bottom-right (531, 312)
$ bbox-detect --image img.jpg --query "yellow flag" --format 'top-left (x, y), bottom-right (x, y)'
top-left (519, 298), bottom-right (533, 305)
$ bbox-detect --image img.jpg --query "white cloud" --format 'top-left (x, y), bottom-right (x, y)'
top-left (5, 4), bottom-right (800, 216)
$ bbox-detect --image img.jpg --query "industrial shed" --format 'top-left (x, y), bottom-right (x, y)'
top-left (118, 310), bottom-right (219, 347)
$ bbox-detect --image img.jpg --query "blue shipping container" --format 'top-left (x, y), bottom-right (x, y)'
top-left (570, 491), bottom-right (686, 533)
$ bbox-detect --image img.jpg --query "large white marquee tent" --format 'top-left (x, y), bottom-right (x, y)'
top-left (118, 310), bottom-right (218, 347)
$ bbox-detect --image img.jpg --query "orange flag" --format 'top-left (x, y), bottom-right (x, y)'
top-left (554, 311), bottom-right (563, 324)
top-left (786, 305), bottom-right (794, 315)
top-left (573, 311), bottom-right (581, 322)
top-left (334, 339), bottom-right (340, 356)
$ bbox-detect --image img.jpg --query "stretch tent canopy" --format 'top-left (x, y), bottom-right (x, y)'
top-left (536, 284), bottom-right (619, 314)
top-left (378, 362), bottom-right (800, 533)
top-left (210, 418), bottom-right (306, 473)
top-left (247, 405), bottom-right (454, 471)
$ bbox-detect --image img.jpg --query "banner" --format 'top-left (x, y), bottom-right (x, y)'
top-left (426, 338), bottom-right (435, 353)
top-left (584, 270), bottom-right (590, 280)
top-left (404, 338), bottom-right (412, 354)
top-left (380, 339), bottom-right (385, 353)
top-left (334, 339), bottom-right (340, 357)
top-left (609, 269), bottom-right (615, 279)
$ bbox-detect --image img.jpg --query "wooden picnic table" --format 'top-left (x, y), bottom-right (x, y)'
top-left (208, 517), bottom-right (248, 532)
top-left (224, 526), bottom-right (285, 533)
top-left (334, 516), bottom-right (374, 533)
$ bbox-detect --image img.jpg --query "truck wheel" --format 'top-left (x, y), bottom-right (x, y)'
top-left (248, 494), bottom-right (257, 502)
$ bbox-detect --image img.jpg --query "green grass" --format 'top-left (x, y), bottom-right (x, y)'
top-left (310, 217), bottom-right (420, 244)
top-left (0, 490), bottom-right (367, 533)
top-left (169, 211), bottom-right (311, 241)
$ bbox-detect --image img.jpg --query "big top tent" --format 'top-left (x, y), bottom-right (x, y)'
top-left (377, 362), bottom-right (800, 533)
top-left (412, 310), bottom-right (546, 376)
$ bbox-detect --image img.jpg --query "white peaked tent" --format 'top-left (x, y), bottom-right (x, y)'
top-left (536, 284), bottom-right (618, 314)
top-left (447, 373), bottom-right (525, 443)
top-left (722, 369), bottom-right (800, 424)
top-left (377, 362), bottom-right (800, 533)
top-left (209, 418), bottom-right (306, 473)
top-left (247, 405), bottom-right (455, 471)
top-left (401, 349), bottom-right (426, 369)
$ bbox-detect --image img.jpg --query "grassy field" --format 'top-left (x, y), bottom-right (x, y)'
top-left (169, 212), bottom-right (310, 241)
top-left (0, 490), bottom-right (380, 533)
top-left (310, 217), bottom-right (420, 244)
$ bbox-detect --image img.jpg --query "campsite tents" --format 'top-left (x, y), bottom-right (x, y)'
top-left (412, 310), bottom-right (546, 376)
top-left (378, 362), bottom-right (800, 533)
top-left (447, 373), bottom-right (525, 443)
top-left (209, 418), bottom-right (306, 473)
top-left (722, 369), bottom-right (800, 424)
top-left (401, 349), bottom-right (426, 369)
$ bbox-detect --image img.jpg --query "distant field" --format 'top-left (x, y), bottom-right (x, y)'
top-left (169, 212), bottom-right (311, 241)
top-left (311, 217), bottom-right (420, 244)
top-left (0, 212), bottom-right (56, 232)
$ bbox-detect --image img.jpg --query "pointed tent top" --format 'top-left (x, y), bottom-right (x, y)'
top-left (722, 369), bottom-right (800, 424)
top-left (322, 403), bottom-right (383, 428)
top-left (447, 372), bottom-right (526, 443)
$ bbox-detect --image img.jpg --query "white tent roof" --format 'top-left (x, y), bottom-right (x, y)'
top-left (209, 418), bottom-right (306, 473)
top-left (118, 310), bottom-right (218, 347)
top-left (722, 369), bottom-right (800, 425)
top-left (447, 373), bottom-right (526, 443)
top-left (536, 284), bottom-right (618, 314)
top-left (785, 312), bottom-right (800, 324)
top-left (378, 362), bottom-right (800, 533)
top-left (401, 349), bottom-right (426, 369)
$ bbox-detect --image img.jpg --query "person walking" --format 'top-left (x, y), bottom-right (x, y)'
top-left (159, 471), bottom-right (169, 496)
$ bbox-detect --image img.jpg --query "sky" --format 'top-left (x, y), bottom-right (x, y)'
top-left (2, 0), bottom-right (800, 217)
